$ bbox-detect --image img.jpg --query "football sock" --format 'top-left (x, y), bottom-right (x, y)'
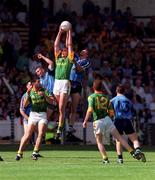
top-left (135, 147), bottom-right (141, 151)
top-left (33, 149), bottom-right (40, 154)
top-left (57, 126), bottom-right (63, 132)
top-left (118, 155), bottom-right (123, 159)
top-left (103, 156), bottom-right (108, 161)
top-left (17, 151), bottom-right (23, 155)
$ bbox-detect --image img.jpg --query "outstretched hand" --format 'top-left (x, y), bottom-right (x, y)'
top-left (59, 27), bottom-right (66, 33)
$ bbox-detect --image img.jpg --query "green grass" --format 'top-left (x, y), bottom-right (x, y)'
top-left (0, 144), bottom-right (155, 180)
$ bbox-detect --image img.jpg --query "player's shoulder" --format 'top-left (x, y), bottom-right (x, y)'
top-left (122, 94), bottom-right (130, 101)
top-left (110, 95), bottom-right (117, 102)
top-left (88, 93), bottom-right (95, 99)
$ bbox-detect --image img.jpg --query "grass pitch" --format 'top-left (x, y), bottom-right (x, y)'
top-left (0, 144), bottom-right (155, 180)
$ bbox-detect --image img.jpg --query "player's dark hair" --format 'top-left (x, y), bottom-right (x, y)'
top-left (116, 84), bottom-right (125, 94)
top-left (93, 79), bottom-right (102, 91)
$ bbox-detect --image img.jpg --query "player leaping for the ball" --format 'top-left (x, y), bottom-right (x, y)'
top-left (53, 22), bottom-right (79, 140)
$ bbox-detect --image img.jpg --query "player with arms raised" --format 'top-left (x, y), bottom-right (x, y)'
top-left (53, 21), bottom-right (75, 139)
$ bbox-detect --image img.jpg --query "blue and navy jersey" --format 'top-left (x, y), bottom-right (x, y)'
top-left (70, 58), bottom-right (90, 83)
top-left (111, 94), bottom-right (133, 120)
top-left (74, 53), bottom-right (79, 62)
top-left (40, 68), bottom-right (55, 94)
top-left (20, 93), bottom-right (31, 116)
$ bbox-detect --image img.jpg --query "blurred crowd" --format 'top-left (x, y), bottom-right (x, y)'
top-left (1, 0), bottom-right (155, 144)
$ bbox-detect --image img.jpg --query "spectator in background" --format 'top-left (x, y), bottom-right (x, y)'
top-left (82, 0), bottom-right (95, 18)
top-left (124, 6), bottom-right (133, 18)
top-left (132, 79), bottom-right (145, 101)
top-left (0, 42), bottom-right (3, 64)
top-left (148, 96), bottom-right (155, 124)
top-left (75, 17), bottom-right (86, 35)
top-left (122, 60), bottom-right (133, 78)
top-left (146, 16), bottom-right (155, 37)
top-left (16, 4), bottom-right (27, 26)
top-left (137, 21), bottom-right (147, 38)
top-left (88, 36), bottom-right (99, 51)
top-left (121, 75), bottom-right (133, 86)
top-left (102, 7), bottom-right (111, 19)
top-left (16, 48), bottom-right (29, 71)
top-left (2, 37), bottom-right (16, 69)
top-left (0, 6), bottom-right (13, 23)
top-left (100, 61), bottom-right (112, 77)
top-left (55, 2), bottom-right (71, 23)
top-left (89, 49), bottom-right (101, 71)
top-left (148, 80), bottom-right (155, 96)
top-left (123, 81), bottom-right (134, 100)
top-left (6, 28), bottom-right (22, 56)
top-left (104, 16), bottom-right (115, 31)
top-left (143, 85), bottom-right (153, 107)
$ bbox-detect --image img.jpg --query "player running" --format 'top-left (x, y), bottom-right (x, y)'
top-left (83, 79), bottom-right (142, 164)
top-left (111, 84), bottom-right (146, 163)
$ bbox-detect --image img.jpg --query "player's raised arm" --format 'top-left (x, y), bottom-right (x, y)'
top-left (67, 28), bottom-right (73, 55)
top-left (37, 53), bottom-right (54, 70)
top-left (54, 28), bottom-right (64, 58)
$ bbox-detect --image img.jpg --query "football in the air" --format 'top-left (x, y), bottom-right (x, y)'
top-left (60, 21), bottom-right (72, 31)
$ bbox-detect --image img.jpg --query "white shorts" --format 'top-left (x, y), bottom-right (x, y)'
top-left (28, 111), bottom-right (48, 125)
top-left (53, 79), bottom-right (71, 95)
top-left (93, 116), bottom-right (115, 136)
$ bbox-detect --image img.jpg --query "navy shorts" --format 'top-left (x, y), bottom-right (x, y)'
top-left (114, 118), bottom-right (135, 135)
top-left (70, 81), bottom-right (82, 94)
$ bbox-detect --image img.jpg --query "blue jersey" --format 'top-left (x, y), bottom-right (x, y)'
top-left (40, 68), bottom-right (55, 94)
top-left (111, 94), bottom-right (133, 120)
top-left (20, 93), bottom-right (31, 117)
top-left (70, 58), bottom-right (90, 83)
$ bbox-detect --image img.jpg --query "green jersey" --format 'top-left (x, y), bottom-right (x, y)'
top-left (88, 93), bottom-right (114, 121)
top-left (29, 88), bottom-right (51, 112)
top-left (55, 52), bottom-right (74, 80)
